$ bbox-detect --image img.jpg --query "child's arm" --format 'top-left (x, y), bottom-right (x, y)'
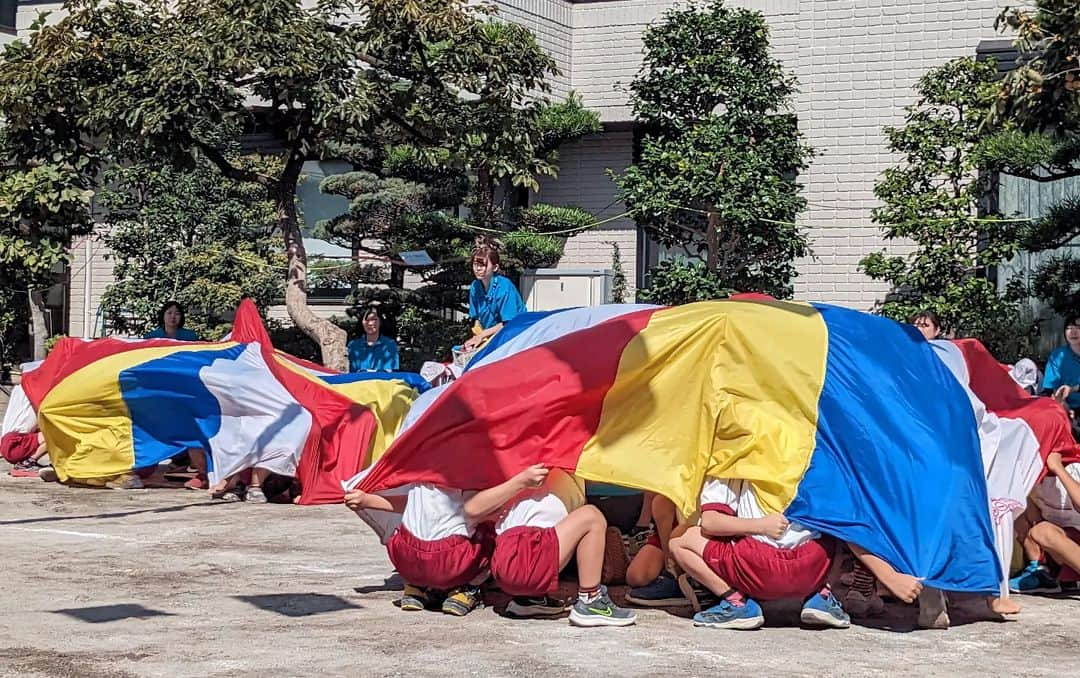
top-left (463, 324), bottom-right (503, 350)
top-left (1048, 453), bottom-right (1080, 512)
top-left (464, 464), bottom-right (548, 522)
top-left (700, 509), bottom-right (788, 540)
top-left (344, 489), bottom-right (406, 514)
top-left (848, 543), bottom-right (923, 603)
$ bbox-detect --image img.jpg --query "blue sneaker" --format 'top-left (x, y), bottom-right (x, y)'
top-left (692, 597), bottom-right (764, 630)
top-left (1009, 562), bottom-right (1061, 594)
top-left (800, 588), bottom-right (851, 629)
top-left (626, 572), bottom-right (688, 607)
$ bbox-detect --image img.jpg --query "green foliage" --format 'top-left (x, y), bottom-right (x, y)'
top-left (638, 259), bottom-right (733, 306)
top-left (994, 1), bottom-right (1080, 135)
top-left (608, 241), bottom-right (628, 304)
top-left (859, 57), bottom-right (1031, 356)
top-left (988, 1), bottom-right (1080, 336)
top-left (98, 155), bottom-right (284, 339)
top-left (320, 85), bottom-right (600, 322)
top-left (501, 231), bottom-right (563, 269)
top-left (536, 92), bottom-right (603, 154)
top-left (0, 27), bottom-right (100, 366)
top-left (1026, 253), bottom-right (1080, 325)
top-left (44, 334), bottom-right (65, 355)
top-left (514, 204), bottom-right (593, 234)
top-left (615, 0), bottom-right (813, 299)
top-left (2, 0), bottom-right (598, 366)
top-left (394, 305), bottom-right (470, 372)
top-left (0, 288), bottom-right (27, 369)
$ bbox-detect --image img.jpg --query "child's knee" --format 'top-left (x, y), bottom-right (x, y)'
top-left (668, 533), bottom-right (692, 558)
top-left (1029, 521), bottom-right (1064, 546)
top-left (575, 503), bottom-right (606, 526)
top-left (651, 494), bottom-right (675, 517)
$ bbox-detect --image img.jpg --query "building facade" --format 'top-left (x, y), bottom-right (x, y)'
top-left (9, 0), bottom-right (1010, 338)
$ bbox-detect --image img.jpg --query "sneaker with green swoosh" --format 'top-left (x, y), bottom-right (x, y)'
top-left (568, 586), bottom-right (637, 627)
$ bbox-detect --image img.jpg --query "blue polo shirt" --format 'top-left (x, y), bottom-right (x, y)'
top-left (468, 275), bottom-right (526, 330)
top-left (348, 335), bottom-right (400, 372)
top-left (1042, 345), bottom-right (1080, 410)
top-left (144, 327), bottom-right (200, 341)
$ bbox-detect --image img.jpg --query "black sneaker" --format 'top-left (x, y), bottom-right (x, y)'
top-left (505, 595), bottom-right (566, 617)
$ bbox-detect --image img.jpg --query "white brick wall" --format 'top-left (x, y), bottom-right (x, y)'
top-left (507, 0), bottom-right (1008, 309)
top-left (496, 0), bottom-right (574, 98)
top-left (67, 228), bottom-right (115, 339)
top-left (534, 129), bottom-right (637, 298)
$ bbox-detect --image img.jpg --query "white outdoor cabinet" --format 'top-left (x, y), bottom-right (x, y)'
top-left (519, 268), bottom-right (613, 311)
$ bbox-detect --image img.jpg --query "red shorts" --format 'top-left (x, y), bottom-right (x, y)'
top-left (644, 516), bottom-right (679, 550)
top-left (386, 524), bottom-right (493, 591)
top-left (704, 536), bottom-right (832, 601)
top-left (0, 431), bottom-right (38, 464)
top-left (491, 526), bottom-right (561, 597)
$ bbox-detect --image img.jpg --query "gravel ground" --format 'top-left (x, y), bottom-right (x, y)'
top-left (0, 469), bottom-right (1077, 678)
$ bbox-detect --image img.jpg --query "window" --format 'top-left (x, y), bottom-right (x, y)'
top-left (0, 0), bottom-right (15, 32)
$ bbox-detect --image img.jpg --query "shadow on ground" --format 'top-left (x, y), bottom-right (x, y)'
top-left (233, 593), bottom-right (363, 617)
top-left (52, 603), bottom-right (176, 624)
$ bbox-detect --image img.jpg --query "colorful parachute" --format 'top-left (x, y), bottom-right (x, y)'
top-left (21, 300), bottom-right (420, 503)
top-left (360, 300), bottom-right (1001, 594)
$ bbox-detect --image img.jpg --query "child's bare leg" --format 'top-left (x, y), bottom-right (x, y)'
top-left (1016, 505), bottom-right (1043, 563)
top-left (669, 526), bottom-right (732, 597)
top-left (211, 473), bottom-right (243, 495)
top-left (635, 491), bottom-right (655, 528)
top-left (250, 467), bottom-right (271, 489)
top-left (626, 545), bottom-right (665, 587)
top-left (188, 448), bottom-right (209, 480)
top-left (848, 544), bottom-right (922, 603)
top-left (652, 495), bottom-right (676, 547)
top-left (30, 433), bottom-right (47, 462)
top-left (554, 504), bottom-right (607, 590)
top-left (1029, 521), bottom-right (1080, 573)
top-left (625, 494), bottom-right (678, 586)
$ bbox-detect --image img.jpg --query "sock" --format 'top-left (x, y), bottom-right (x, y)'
top-left (578, 584), bottom-right (601, 603)
top-left (721, 588), bottom-right (745, 606)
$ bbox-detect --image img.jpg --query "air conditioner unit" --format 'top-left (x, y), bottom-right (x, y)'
top-left (519, 268), bottom-right (613, 311)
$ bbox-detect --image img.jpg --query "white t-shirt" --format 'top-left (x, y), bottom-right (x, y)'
top-left (1, 384), bottom-right (37, 435)
top-left (401, 483), bottom-right (476, 541)
top-left (699, 478), bottom-right (818, 549)
top-left (496, 469), bottom-right (585, 535)
top-left (1032, 463), bottom-right (1080, 531)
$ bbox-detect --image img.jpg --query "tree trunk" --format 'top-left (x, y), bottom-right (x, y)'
top-left (705, 210), bottom-right (719, 273)
top-left (28, 288), bottom-right (48, 360)
top-left (277, 190), bottom-right (348, 371)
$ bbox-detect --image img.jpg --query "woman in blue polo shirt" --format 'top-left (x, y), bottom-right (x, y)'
top-left (462, 243), bottom-right (526, 351)
top-left (348, 306), bottom-right (400, 372)
top-left (144, 301), bottom-right (200, 341)
top-left (1043, 314), bottom-right (1080, 419)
